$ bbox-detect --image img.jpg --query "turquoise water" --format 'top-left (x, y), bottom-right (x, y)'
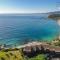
top-left (0, 14), bottom-right (59, 46)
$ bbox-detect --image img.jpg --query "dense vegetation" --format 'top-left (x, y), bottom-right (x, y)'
top-left (27, 54), bottom-right (46, 60)
top-left (0, 49), bottom-right (23, 60)
top-left (48, 14), bottom-right (60, 19)
top-left (0, 49), bottom-right (46, 60)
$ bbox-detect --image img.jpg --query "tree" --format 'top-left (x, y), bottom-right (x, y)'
top-left (28, 54), bottom-right (46, 60)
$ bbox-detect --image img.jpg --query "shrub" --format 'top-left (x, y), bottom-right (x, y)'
top-left (27, 54), bottom-right (46, 60)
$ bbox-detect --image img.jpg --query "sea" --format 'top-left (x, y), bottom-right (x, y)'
top-left (0, 14), bottom-right (59, 46)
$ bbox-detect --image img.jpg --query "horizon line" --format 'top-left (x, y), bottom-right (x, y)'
top-left (0, 10), bottom-right (59, 14)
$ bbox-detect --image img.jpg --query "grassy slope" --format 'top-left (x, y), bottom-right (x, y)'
top-left (0, 49), bottom-right (46, 60)
top-left (0, 49), bottom-right (23, 60)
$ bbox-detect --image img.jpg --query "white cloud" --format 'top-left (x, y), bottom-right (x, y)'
top-left (0, 7), bottom-right (50, 14)
top-left (0, 8), bottom-right (24, 13)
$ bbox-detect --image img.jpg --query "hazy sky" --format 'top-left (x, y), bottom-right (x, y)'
top-left (0, 0), bottom-right (60, 13)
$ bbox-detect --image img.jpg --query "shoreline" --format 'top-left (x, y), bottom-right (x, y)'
top-left (0, 40), bottom-right (60, 52)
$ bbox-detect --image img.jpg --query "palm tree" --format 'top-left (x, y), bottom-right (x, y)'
top-left (6, 54), bottom-right (10, 58)
top-left (5, 54), bottom-right (10, 60)
top-left (9, 53), bottom-right (13, 56)
top-left (1, 57), bottom-right (5, 60)
top-left (14, 55), bottom-right (17, 58)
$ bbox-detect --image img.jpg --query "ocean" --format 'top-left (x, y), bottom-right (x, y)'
top-left (0, 14), bottom-right (59, 46)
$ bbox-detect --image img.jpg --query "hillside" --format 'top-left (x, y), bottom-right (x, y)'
top-left (48, 11), bottom-right (60, 19)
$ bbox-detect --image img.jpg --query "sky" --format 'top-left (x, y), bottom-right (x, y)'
top-left (0, 0), bottom-right (60, 13)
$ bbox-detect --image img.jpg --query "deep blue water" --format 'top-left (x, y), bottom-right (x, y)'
top-left (0, 14), bottom-right (59, 46)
